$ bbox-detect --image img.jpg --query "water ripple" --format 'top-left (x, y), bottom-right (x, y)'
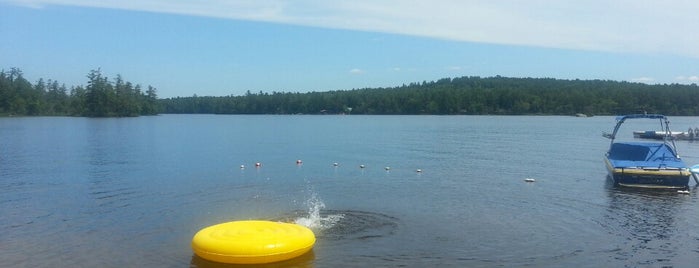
top-left (276, 210), bottom-right (399, 241)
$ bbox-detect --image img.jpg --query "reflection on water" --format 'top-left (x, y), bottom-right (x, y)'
top-left (604, 178), bottom-right (694, 267)
top-left (190, 250), bottom-right (316, 268)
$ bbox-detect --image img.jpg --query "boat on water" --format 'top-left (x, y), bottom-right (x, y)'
top-left (603, 114), bottom-right (691, 189)
top-left (633, 127), bottom-right (699, 140)
top-left (632, 130), bottom-right (685, 140)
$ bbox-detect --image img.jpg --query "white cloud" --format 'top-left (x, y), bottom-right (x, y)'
top-left (349, 68), bottom-right (364, 74)
top-left (6, 0), bottom-right (699, 58)
top-left (630, 77), bottom-right (655, 84)
top-left (675, 75), bottom-right (699, 83)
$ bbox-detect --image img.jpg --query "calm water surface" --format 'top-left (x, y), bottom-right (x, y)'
top-left (2, 115), bottom-right (699, 267)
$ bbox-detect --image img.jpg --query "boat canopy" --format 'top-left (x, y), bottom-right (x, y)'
top-left (606, 114), bottom-right (670, 141)
top-left (605, 113), bottom-right (680, 157)
top-left (615, 114), bottom-right (666, 122)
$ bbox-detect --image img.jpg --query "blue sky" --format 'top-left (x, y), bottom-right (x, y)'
top-left (2, 0), bottom-right (698, 98)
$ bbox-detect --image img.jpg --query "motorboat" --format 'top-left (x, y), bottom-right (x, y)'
top-left (603, 114), bottom-right (691, 189)
top-left (632, 130), bottom-right (685, 140)
top-left (633, 127), bottom-right (699, 140)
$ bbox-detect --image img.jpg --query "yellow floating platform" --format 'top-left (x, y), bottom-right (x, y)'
top-left (192, 220), bottom-right (316, 264)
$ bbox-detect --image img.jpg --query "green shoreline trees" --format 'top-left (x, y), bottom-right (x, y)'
top-left (3, 68), bottom-right (699, 116)
top-left (159, 76), bottom-right (699, 116)
top-left (0, 68), bottom-right (158, 117)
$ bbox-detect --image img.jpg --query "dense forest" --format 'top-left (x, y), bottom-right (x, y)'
top-left (160, 76), bottom-right (699, 116)
top-left (0, 68), bottom-right (158, 117)
top-left (3, 67), bottom-right (699, 116)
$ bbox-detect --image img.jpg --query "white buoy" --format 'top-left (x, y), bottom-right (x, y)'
top-left (240, 165), bottom-right (245, 169)
top-left (296, 159), bottom-right (303, 164)
top-left (416, 169), bottom-right (422, 173)
top-left (333, 162), bottom-right (339, 167)
top-left (255, 162), bottom-right (262, 167)
top-left (384, 166), bottom-right (391, 171)
top-left (524, 178), bottom-right (536, 182)
top-left (359, 164), bottom-right (365, 169)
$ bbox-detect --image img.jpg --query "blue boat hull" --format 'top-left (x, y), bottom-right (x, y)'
top-left (606, 171), bottom-right (690, 189)
top-left (605, 157), bottom-right (690, 189)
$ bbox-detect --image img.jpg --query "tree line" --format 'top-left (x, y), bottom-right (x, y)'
top-left (160, 76), bottom-right (699, 116)
top-left (0, 68), bottom-right (158, 117)
top-left (4, 68), bottom-right (699, 116)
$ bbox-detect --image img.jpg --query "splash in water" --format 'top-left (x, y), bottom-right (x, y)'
top-left (294, 193), bottom-right (343, 231)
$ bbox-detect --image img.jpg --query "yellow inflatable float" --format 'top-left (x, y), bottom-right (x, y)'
top-left (192, 220), bottom-right (316, 264)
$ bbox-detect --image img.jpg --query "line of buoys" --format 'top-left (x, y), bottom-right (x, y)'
top-left (237, 161), bottom-right (424, 173)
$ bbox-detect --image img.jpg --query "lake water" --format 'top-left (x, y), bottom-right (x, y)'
top-left (3, 115), bottom-right (699, 267)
